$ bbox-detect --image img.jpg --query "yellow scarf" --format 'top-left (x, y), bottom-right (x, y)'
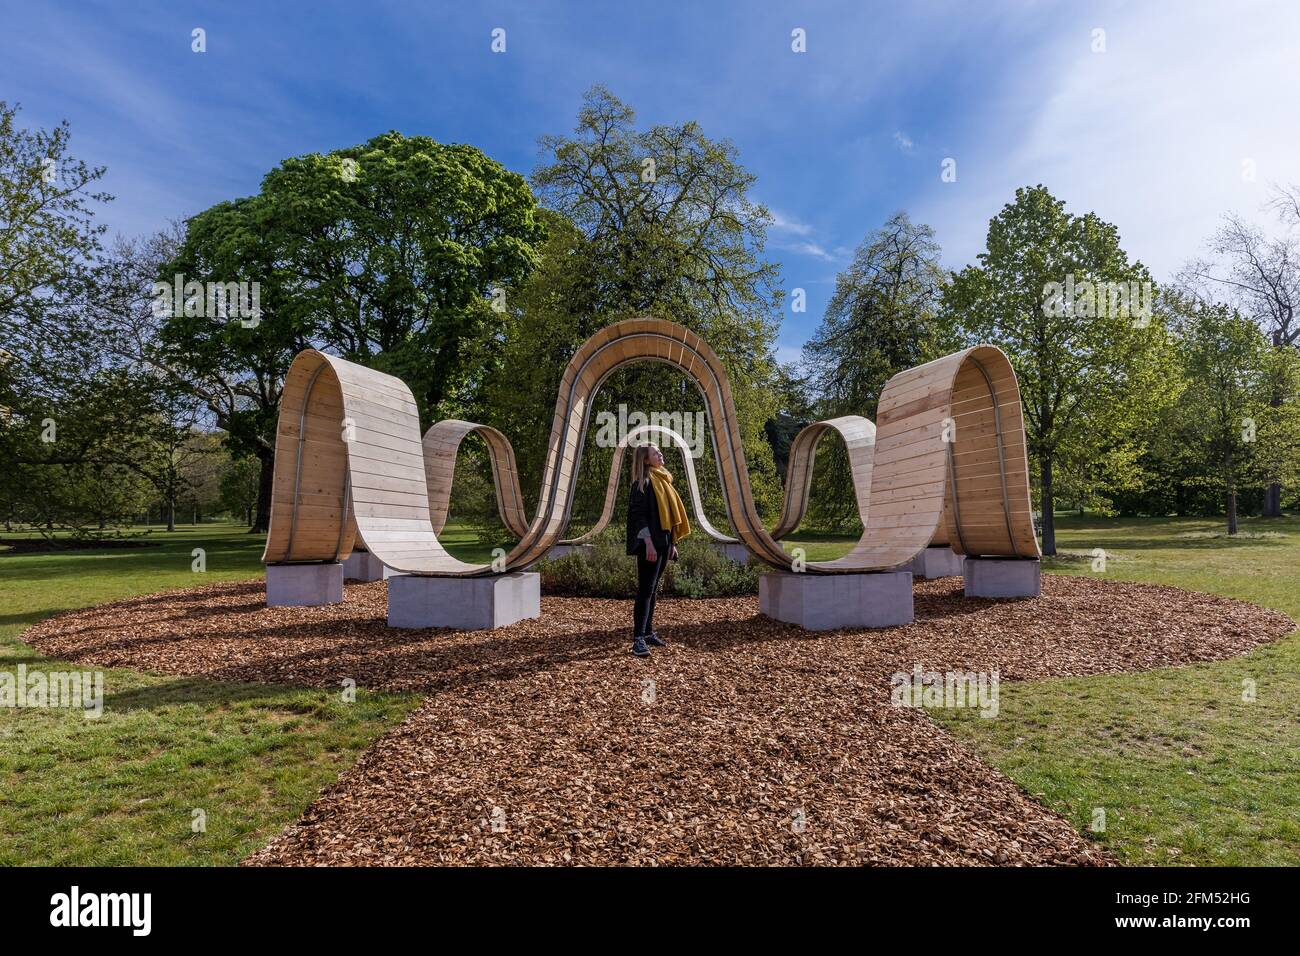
top-left (648, 465), bottom-right (691, 541)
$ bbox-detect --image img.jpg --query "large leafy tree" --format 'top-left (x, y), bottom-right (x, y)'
top-left (801, 211), bottom-right (954, 529)
top-left (1185, 184), bottom-right (1300, 516)
top-left (0, 101), bottom-right (118, 469)
top-left (151, 202), bottom-right (308, 532)
top-left (261, 131), bottom-right (545, 416)
top-left (483, 87), bottom-right (785, 527)
top-left (1169, 299), bottom-right (1287, 534)
top-left (943, 185), bottom-right (1176, 554)
top-left (155, 133), bottom-right (545, 530)
top-left (0, 102), bottom-right (168, 536)
top-left (0, 101), bottom-right (110, 366)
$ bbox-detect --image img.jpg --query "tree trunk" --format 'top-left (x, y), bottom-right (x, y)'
top-left (1264, 482), bottom-right (1282, 518)
top-left (1039, 454), bottom-right (1056, 556)
top-left (166, 499), bottom-right (176, 533)
top-left (1263, 379), bottom-right (1284, 516)
top-left (1227, 479), bottom-right (1239, 535)
top-left (252, 445), bottom-right (275, 533)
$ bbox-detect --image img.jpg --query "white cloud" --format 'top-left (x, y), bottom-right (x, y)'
top-left (769, 208), bottom-right (815, 236)
top-left (767, 207), bottom-right (842, 261)
top-left (916, 0), bottom-right (1300, 280)
top-left (893, 130), bottom-right (914, 153)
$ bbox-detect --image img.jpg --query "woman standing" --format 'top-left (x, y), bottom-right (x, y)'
top-left (625, 443), bottom-right (691, 657)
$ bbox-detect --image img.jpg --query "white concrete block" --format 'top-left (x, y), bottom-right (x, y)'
top-left (387, 572), bottom-right (541, 630)
top-left (963, 557), bottom-right (1041, 598)
top-left (759, 570), bottom-right (913, 630)
top-left (713, 541), bottom-right (752, 563)
top-left (342, 549), bottom-right (384, 582)
top-left (266, 563), bottom-right (344, 607)
top-left (903, 546), bottom-right (966, 579)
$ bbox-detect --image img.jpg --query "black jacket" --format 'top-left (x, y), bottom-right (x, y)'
top-left (625, 480), bottom-right (674, 557)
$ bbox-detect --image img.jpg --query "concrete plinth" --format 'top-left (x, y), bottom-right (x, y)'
top-left (963, 557), bottom-right (1041, 598)
top-left (545, 543), bottom-right (593, 561)
top-left (713, 541), bottom-right (752, 563)
top-left (387, 572), bottom-right (541, 630)
top-left (904, 546), bottom-right (966, 579)
top-left (342, 549), bottom-right (385, 582)
top-left (266, 563), bottom-right (344, 607)
top-left (759, 570), bottom-right (913, 630)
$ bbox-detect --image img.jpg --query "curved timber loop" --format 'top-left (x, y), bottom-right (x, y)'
top-left (563, 423), bottom-right (738, 545)
top-left (262, 318), bottom-right (1039, 575)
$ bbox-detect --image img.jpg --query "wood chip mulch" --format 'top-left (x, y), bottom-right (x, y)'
top-left (21, 575), bottom-right (1293, 867)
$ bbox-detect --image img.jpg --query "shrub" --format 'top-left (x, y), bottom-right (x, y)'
top-left (668, 533), bottom-right (760, 597)
top-left (535, 527), bottom-right (759, 598)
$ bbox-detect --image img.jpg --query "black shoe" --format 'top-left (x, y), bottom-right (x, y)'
top-left (631, 637), bottom-right (651, 657)
top-left (644, 632), bottom-right (666, 648)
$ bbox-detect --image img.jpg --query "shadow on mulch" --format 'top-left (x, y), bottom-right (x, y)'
top-left (17, 575), bottom-right (1294, 867)
top-left (20, 576), bottom-right (1294, 696)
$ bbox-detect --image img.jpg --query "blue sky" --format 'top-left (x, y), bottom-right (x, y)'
top-left (4, 0), bottom-right (1298, 363)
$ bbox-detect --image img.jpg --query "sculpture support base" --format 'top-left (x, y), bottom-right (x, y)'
top-left (266, 563), bottom-right (344, 607)
top-left (342, 550), bottom-right (385, 582)
top-left (759, 570), bottom-right (913, 630)
top-left (963, 557), bottom-right (1041, 598)
top-left (713, 541), bottom-right (751, 564)
top-left (387, 572), bottom-right (541, 630)
top-left (904, 546), bottom-right (965, 580)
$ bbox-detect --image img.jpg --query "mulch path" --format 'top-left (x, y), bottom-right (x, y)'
top-left (21, 576), bottom-right (1293, 866)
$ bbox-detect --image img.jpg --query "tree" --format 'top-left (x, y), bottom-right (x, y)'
top-left (801, 211), bottom-right (954, 528)
top-left (1170, 300), bottom-right (1278, 534)
top-left (484, 87), bottom-right (785, 525)
top-left (0, 101), bottom-right (125, 478)
top-left (261, 131), bottom-right (546, 418)
top-left (943, 185), bottom-right (1176, 554)
top-left (153, 133), bottom-right (546, 530)
top-left (0, 101), bottom-right (111, 379)
top-left (151, 204), bottom-right (308, 532)
top-left (115, 380), bottom-right (211, 532)
top-left (219, 455), bottom-right (261, 526)
top-left (1186, 186), bottom-right (1300, 516)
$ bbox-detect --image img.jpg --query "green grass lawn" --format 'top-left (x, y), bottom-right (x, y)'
top-left (0, 523), bottom-right (422, 865)
top-left (928, 514), bottom-right (1300, 866)
top-left (3, 516), bottom-right (1297, 865)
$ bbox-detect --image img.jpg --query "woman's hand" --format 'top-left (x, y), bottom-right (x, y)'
top-left (645, 542), bottom-right (658, 563)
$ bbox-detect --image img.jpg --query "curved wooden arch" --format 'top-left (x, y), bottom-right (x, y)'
top-left (770, 416), bottom-right (876, 541)
top-left (562, 423), bottom-right (738, 545)
top-left (263, 318), bottom-right (1037, 575)
top-left (422, 420), bottom-right (530, 539)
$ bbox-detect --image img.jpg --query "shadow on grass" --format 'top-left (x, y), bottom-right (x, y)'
top-left (1052, 534), bottom-right (1290, 553)
top-left (98, 676), bottom-right (380, 712)
top-left (0, 651), bottom-right (62, 668)
top-left (0, 610), bottom-right (62, 631)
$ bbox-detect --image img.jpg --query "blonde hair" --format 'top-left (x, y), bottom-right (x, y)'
top-left (630, 443), bottom-right (660, 491)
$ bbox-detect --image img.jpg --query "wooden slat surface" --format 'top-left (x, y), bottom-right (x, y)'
top-left (263, 325), bottom-right (1039, 577)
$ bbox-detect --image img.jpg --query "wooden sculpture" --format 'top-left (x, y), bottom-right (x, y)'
top-left (263, 317), bottom-right (1038, 575)
top-left (560, 423), bottom-right (739, 545)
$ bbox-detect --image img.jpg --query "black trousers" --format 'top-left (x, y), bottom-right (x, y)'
top-left (633, 535), bottom-right (671, 637)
